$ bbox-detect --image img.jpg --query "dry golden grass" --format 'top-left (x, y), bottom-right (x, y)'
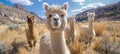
top-left (69, 21), bottom-right (120, 54)
top-left (0, 23), bottom-right (47, 54)
top-left (69, 42), bottom-right (84, 54)
top-left (0, 21), bottom-right (120, 54)
top-left (68, 36), bottom-right (85, 54)
top-left (18, 47), bottom-right (29, 54)
top-left (94, 22), bottom-right (107, 36)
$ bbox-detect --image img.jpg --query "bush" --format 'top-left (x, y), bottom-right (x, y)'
top-left (8, 24), bottom-right (20, 30)
top-left (0, 41), bottom-right (13, 54)
top-left (93, 31), bottom-right (120, 54)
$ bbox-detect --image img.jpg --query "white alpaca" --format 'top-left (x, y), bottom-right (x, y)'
top-left (65, 16), bottom-right (76, 44)
top-left (80, 11), bottom-right (96, 48)
top-left (40, 2), bottom-right (70, 54)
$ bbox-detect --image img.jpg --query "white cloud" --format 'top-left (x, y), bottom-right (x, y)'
top-left (79, 3), bottom-right (84, 5)
top-left (38, 15), bottom-right (46, 19)
top-left (72, 0), bottom-right (85, 5)
top-left (72, 0), bottom-right (85, 3)
top-left (41, 16), bottom-right (46, 19)
top-left (71, 2), bottom-right (105, 14)
top-left (38, 0), bottom-right (42, 2)
top-left (9, 0), bottom-right (34, 6)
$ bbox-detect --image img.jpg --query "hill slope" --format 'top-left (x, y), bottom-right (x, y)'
top-left (76, 2), bottom-right (120, 21)
top-left (0, 3), bottom-right (42, 23)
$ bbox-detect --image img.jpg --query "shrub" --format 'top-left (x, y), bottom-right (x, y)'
top-left (8, 24), bottom-right (20, 30)
top-left (0, 41), bottom-right (13, 54)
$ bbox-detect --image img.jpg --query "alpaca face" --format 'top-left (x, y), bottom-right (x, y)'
top-left (27, 15), bottom-right (35, 24)
top-left (50, 13), bottom-right (62, 28)
top-left (87, 11), bottom-right (95, 20)
top-left (69, 16), bottom-right (76, 23)
top-left (44, 2), bottom-right (68, 32)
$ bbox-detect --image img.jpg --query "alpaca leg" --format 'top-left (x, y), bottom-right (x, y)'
top-left (85, 41), bottom-right (89, 49)
top-left (86, 37), bottom-right (92, 48)
top-left (66, 40), bottom-right (69, 45)
top-left (88, 37), bottom-right (93, 47)
top-left (71, 36), bottom-right (76, 43)
top-left (66, 38), bottom-right (72, 45)
top-left (70, 36), bottom-right (74, 43)
top-left (33, 40), bottom-right (36, 47)
top-left (85, 37), bottom-right (90, 49)
top-left (28, 41), bottom-right (32, 48)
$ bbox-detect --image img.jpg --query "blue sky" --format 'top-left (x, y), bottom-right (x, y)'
top-left (0, 0), bottom-right (120, 19)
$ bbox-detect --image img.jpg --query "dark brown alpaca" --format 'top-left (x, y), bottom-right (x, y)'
top-left (26, 15), bottom-right (38, 49)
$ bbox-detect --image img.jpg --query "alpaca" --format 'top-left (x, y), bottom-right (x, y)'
top-left (40, 2), bottom-right (70, 54)
top-left (80, 11), bottom-right (96, 48)
top-left (65, 16), bottom-right (76, 44)
top-left (25, 15), bottom-right (38, 49)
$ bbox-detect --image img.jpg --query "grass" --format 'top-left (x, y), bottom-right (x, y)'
top-left (0, 23), bottom-right (47, 54)
top-left (68, 37), bottom-right (85, 54)
top-left (69, 21), bottom-right (120, 54)
top-left (0, 21), bottom-right (120, 54)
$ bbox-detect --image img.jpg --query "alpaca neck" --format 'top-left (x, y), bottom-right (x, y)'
top-left (88, 18), bottom-right (94, 31)
top-left (50, 31), bottom-right (68, 54)
top-left (28, 24), bottom-right (34, 35)
top-left (70, 22), bottom-right (75, 34)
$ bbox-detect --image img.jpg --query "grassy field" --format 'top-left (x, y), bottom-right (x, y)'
top-left (0, 21), bottom-right (120, 54)
top-left (0, 23), bottom-right (47, 54)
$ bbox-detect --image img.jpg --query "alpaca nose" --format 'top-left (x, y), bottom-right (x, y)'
top-left (54, 18), bottom-right (59, 21)
top-left (53, 13), bottom-right (60, 21)
top-left (28, 19), bottom-right (32, 23)
top-left (53, 18), bottom-right (59, 26)
top-left (89, 16), bottom-right (93, 18)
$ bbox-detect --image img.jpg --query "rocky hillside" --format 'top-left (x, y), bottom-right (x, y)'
top-left (76, 2), bottom-right (120, 21)
top-left (0, 3), bottom-right (42, 23)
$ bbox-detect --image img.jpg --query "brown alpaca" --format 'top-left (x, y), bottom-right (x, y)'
top-left (26, 15), bottom-right (38, 49)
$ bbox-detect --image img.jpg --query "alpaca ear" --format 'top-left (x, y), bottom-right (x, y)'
top-left (32, 15), bottom-right (35, 18)
top-left (72, 16), bottom-right (76, 22)
top-left (62, 2), bottom-right (68, 10)
top-left (27, 16), bottom-right (29, 18)
top-left (43, 2), bottom-right (49, 10)
top-left (87, 12), bottom-right (90, 16)
top-left (92, 12), bottom-right (95, 17)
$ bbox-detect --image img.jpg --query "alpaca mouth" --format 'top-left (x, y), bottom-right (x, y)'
top-left (55, 23), bottom-right (58, 26)
top-left (54, 22), bottom-right (59, 26)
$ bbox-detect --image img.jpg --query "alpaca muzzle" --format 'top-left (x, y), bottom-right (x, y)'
top-left (54, 21), bottom-right (59, 26)
top-left (53, 18), bottom-right (60, 26)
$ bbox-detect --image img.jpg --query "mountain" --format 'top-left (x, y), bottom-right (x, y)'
top-left (76, 2), bottom-right (120, 21)
top-left (30, 12), bottom-right (43, 21)
top-left (0, 3), bottom-right (42, 23)
top-left (12, 3), bottom-right (27, 12)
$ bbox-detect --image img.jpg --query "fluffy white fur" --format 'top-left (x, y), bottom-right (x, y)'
top-left (80, 11), bottom-right (96, 48)
top-left (40, 2), bottom-right (70, 54)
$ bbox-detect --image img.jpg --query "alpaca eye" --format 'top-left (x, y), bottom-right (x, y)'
top-left (49, 14), bottom-right (52, 18)
top-left (61, 14), bottom-right (64, 17)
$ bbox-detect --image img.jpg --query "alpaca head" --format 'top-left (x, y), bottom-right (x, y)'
top-left (44, 2), bottom-right (68, 32)
top-left (87, 11), bottom-right (95, 21)
top-left (27, 15), bottom-right (35, 24)
top-left (69, 16), bottom-right (76, 23)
